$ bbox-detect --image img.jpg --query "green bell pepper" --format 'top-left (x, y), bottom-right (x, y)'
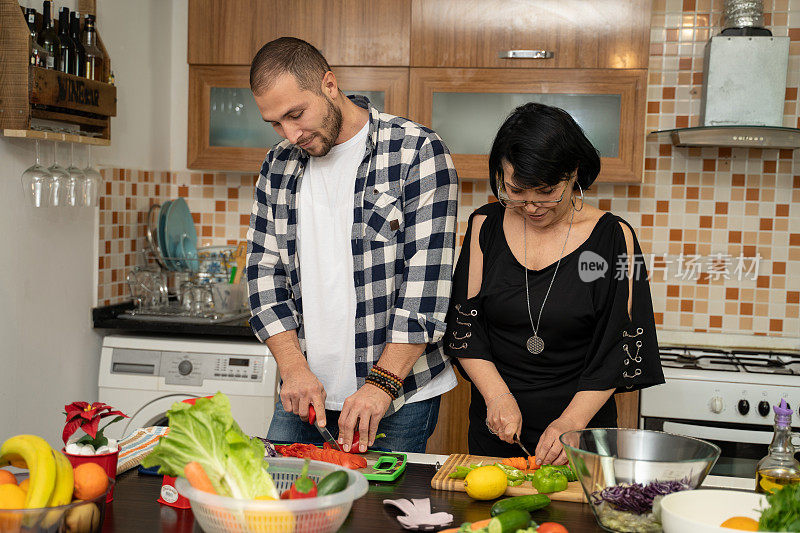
top-left (532, 466), bottom-right (568, 494)
top-left (495, 463), bottom-right (526, 481)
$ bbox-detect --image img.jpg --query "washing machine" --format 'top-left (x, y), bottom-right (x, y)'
top-left (98, 335), bottom-right (278, 439)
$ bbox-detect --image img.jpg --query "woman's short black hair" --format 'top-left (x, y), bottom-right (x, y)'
top-left (488, 102), bottom-right (601, 197)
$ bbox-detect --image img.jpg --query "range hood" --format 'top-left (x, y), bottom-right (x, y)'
top-left (651, 0), bottom-right (800, 150)
top-left (650, 125), bottom-right (800, 149)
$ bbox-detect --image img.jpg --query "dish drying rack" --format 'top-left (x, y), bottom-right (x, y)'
top-left (119, 204), bottom-right (249, 324)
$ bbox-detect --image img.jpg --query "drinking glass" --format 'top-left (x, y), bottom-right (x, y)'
top-left (48, 141), bottom-right (70, 207)
top-left (20, 139), bottom-right (52, 207)
top-left (83, 144), bottom-right (103, 207)
top-left (65, 143), bottom-right (87, 207)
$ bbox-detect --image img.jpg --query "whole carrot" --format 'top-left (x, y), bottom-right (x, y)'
top-left (184, 461), bottom-right (217, 494)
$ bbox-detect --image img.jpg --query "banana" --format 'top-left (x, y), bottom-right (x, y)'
top-left (0, 434), bottom-right (56, 508)
top-left (48, 449), bottom-right (75, 507)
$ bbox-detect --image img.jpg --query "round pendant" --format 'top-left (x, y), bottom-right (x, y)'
top-left (527, 335), bottom-right (544, 354)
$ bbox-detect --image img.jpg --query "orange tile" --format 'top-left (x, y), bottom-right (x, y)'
top-left (714, 202), bottom-right (728, 215)
top-left (667, 285), bottom-right (680, 298)
top-left (672, 172), bottom-right (685, 185)
top-left (659, 144), bottom-right (672, 157)
top-left (770, 319), bottom-right (783, 332)
top-left (702, 159), bottom-right (716, 171)
top-left (678, 58), bottom-right (692, 70)
top-left (656, 201), bottom-right (669, 213)
top-left (756, 276), bottom-right (770, 288)
top-left (759, 218), bottom-right (773, 231)
top-left (788, 292), bottom-right (800, 304)
top-left (647, 101), bottom-right (660, 114)
top-left (776, 204), bottom-right (789, 217)
top-left (763, 160), bottom-right (777, 173)
top-left (790, 234), bottom-right (800, 246)
top-left (718, 147), bottom-right (732, 158)
top-left (741, 302), bottom-right (753, 315)
top-left (773, 262), bottom-right (786, 275)
top-left (709, 316), bottom-right (722, 328)
top-left (681, 300), bottom-right (694, 312)
top-left (645, 158), bottom-right (657, 170)
top-left (669, 229), bottom-right (682, 241)
top-left (676, 115), bottom-right (689, 128)
top-left (240, 214), bottom-right (250, 226)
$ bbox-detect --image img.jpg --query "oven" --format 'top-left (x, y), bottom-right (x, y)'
top-left (640, 346), bottom-right (800, 477)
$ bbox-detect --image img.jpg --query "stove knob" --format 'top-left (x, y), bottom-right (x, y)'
top-left (710, 397), bottom-right (724, 414)
top-left (178, 360), bottom-right (193, 376)
top-left (738, 399), bottom-right (750, 415)
top-left (758, 401), bottom-right (771, 417)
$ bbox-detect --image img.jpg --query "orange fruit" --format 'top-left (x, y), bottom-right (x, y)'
top-left (17, 479), bottom-right (28, 493)
top-left (720, 516), bottom-right (759, 531)
top-left (0, 484), bottom-right (25, 509)
top-left (72, 463), bottom-right (109, 501)
top-left (0, 471), bottom-right (16, 487)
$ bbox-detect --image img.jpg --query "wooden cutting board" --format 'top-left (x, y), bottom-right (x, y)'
top-left (431, 454), bottom-right (588, 503)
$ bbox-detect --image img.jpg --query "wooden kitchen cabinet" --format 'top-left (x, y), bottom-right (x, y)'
top-left (409, 68), bottom-right (647, 183)
top-left (188, 0), bottom-right (411, 66)
top-left (410, 0), bottom-right (651, 69)
top-left (187, 65), bottom-right (409, 171)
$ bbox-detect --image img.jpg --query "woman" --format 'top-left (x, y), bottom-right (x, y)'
top-left (444, 103), bottom-right (664, 465)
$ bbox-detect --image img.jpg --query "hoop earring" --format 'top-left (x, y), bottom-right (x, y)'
top-left (571, 182), bottom-right (585, 212)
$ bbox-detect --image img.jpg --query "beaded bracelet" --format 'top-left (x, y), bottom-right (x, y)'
top-left (371, 365), bottom-right (403, 388)
top-left (366, 378), bottom-right (397, 400)
top-left (366, 373), bottom-right (399, 398)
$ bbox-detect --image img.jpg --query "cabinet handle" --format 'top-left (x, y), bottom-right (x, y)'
top-left (499, 50), bottom-right (554, 59)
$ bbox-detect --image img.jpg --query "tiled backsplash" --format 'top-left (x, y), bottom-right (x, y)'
top-left (99, 0), bottom-right (800, 337)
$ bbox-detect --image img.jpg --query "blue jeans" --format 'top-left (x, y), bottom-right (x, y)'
top-left (266, 396), bottom-right (441, 453)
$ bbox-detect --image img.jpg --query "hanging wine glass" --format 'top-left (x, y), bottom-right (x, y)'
top-left (20, 139), bottom-right (52, 208)
top-left (47, 140), bottom-right (69, 207)
top-left (82, 144), bottom-right (103, 207)
top-left (65, 142), bottom-right (87, 207)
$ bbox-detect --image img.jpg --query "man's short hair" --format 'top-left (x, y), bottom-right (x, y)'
top-left (250, 37), bottom-right (331, 96)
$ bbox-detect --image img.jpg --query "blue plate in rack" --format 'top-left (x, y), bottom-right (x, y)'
top-left (158, 200), bottom-right (174, 270)
top-left (164, 198), bottom-right (198, 272)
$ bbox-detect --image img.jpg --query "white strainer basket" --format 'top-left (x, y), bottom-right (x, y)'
top-left (174, 457), bottom-right (368, 533)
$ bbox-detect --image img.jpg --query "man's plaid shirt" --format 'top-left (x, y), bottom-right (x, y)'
top-left (246, 96), bottom-right (458, 414)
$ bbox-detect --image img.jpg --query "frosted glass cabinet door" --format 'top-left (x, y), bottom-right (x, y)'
top-left (209, 89), bottom-right (386, 149)
top-left (409, 68), bottom-right (647, 183)
top-left (189, 66), bottom-right (409, 171)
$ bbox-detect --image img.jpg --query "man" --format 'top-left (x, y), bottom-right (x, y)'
top-left (246, 37), bottom-right (458, 453)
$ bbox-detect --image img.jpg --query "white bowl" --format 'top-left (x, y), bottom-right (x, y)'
top-left (661, 489), bottom-right (774, 533)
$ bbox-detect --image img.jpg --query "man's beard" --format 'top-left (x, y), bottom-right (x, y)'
top-left (304, 97), bottom-right (343, 157)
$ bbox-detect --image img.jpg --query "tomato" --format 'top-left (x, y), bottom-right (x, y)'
top-left (537, 523), bottom-right (568, 533)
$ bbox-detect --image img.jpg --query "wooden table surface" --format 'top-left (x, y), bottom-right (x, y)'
top-left (101, 464), bottom-right (605, 532)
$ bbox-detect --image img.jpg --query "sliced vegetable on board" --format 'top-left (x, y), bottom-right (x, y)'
top-left (532, 467), bottom-right (568, 494)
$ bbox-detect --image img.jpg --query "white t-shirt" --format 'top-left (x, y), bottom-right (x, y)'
top-left (298, 120), bottom-right (456, 410)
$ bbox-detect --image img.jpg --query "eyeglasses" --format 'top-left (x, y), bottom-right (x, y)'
top-left (497, 182), bottom-right (568, 209)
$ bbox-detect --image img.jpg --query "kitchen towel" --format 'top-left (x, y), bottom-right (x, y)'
top-left (383, 498), bottom-right (453, 530)
top-left (116, 426), bottom-right (170, 474)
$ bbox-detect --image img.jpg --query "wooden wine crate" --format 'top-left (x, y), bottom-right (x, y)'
top-left (0, 0), bottom-right (116, 143)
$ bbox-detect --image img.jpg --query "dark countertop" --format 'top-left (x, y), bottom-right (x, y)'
top-left (93, 302), bottom-right (258, 339)
top-left (102, 463), bottom-right (603, 532)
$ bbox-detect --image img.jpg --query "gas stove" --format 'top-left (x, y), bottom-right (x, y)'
top-left (659, 347), bottom-right (800, 377)
top-left (640, 343), bottom-right (800, 458)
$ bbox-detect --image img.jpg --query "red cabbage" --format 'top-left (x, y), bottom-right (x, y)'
top-left (591, 479), bottom-right (690, 514)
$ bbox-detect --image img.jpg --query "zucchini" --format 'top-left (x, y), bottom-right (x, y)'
top-left (487, 510), bottom-right (531, 533)
top-left (316, 470), bottom-right (349, 495)
top-left (490, 494), bottom-right (551, 516)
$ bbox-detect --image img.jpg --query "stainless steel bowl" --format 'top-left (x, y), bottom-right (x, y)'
top-left (560, 428), bottom-right (721, 533)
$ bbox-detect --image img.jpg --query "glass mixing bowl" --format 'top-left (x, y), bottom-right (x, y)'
top-left (560, 428), bottom-right (720, 533)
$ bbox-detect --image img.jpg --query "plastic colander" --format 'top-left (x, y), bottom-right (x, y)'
top-left (174, 457), bottom-right (369, 533)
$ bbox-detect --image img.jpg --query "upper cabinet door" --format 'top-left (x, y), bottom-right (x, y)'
top-left (410, 0), bottom-right (651, 69)
top-left (189, 0), bottom-right (411, 66)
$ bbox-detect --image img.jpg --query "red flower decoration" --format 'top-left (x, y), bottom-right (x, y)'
top-left (63, 401), bottom-right (128, 444)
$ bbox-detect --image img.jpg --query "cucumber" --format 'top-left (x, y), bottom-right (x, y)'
top-left (490, 494), bottom-right (551, 517)
top-left (316, 470), bottom-right (349, 496)
top-left (487, 510), bottom-right (531, 533)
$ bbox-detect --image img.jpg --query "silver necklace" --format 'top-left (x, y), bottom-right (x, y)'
top-left (523, 206), bottom-right (575, 354)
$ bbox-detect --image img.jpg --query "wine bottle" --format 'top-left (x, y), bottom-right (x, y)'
top-left (25, 8), bottom-right (48, 67)
top-left (37, 0), bottom-right (60, 70)
top-left (81, 14), bottom-right (104, 81)
top-left (57, 7), bottom-right (76, 74)
top-left (69, 11), bottom-right (86, 77)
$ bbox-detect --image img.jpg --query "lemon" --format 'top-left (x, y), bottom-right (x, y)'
top-left (463, 465), bottom-right (507, 500)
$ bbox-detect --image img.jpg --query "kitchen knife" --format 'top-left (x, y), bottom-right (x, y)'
top-left (309, 405), bottom-right (343, 451)
top-left (514, 434), bottom-right (532, 457)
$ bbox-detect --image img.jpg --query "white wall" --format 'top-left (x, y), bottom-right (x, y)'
top-left (0, 0), bottom-right (178, 448)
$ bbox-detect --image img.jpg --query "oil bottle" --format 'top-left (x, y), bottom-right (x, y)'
top-left (755, 398), bottom-right (800, 494)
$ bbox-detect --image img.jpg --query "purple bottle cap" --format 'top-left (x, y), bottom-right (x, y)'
top-left (774, 398), bottom-right (793, 427)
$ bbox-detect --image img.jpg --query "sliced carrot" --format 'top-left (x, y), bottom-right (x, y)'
top-left (471, 518), bottom-right (492, 530)
top-left (184, 461), bottom-right (217, 494)
top-left (529, 456), bottom-right (540, 470)
top-left (515, 457), bottom-right (527, 470)
top-left (501, 458), bottom-right (513, 467)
